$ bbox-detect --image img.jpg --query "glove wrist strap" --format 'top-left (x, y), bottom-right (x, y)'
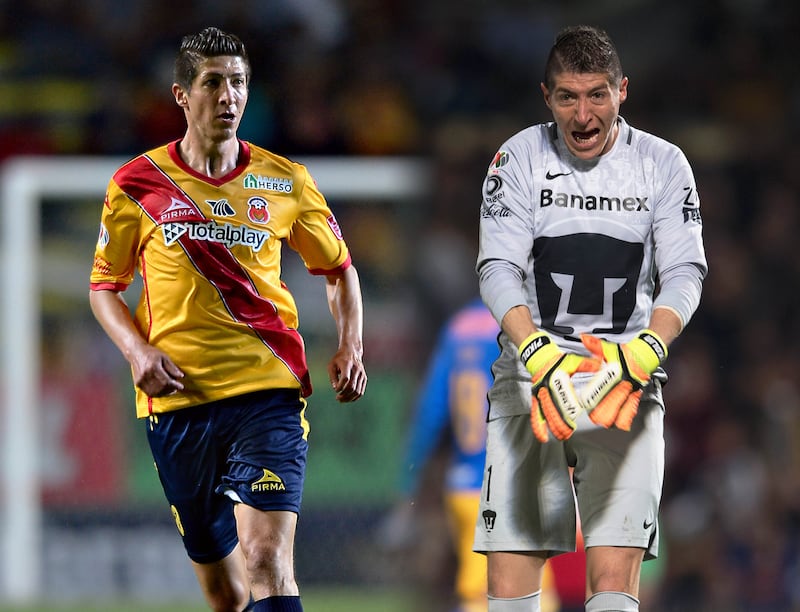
top-left (518, 331), bottom-right (552, 367)
top-left (638, 329), bottom-right (668, 363)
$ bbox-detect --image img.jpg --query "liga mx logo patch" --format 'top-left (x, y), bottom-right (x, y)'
top-left (488, 150), bottom-right (509, 173)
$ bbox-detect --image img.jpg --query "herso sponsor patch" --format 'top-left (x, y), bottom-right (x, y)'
top-left (162, 219), bottom-right (270, 252)
top-left (243, 173), bottom-right (294, 193)
top-left (251, 469), bottom-right (286, 493)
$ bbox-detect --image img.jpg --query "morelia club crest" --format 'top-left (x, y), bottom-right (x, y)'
top-left (247, 196), bottom-right (270, 224)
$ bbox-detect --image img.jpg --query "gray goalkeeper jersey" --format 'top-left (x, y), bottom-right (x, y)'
top-left (477, 118), bottom-right (707, 397)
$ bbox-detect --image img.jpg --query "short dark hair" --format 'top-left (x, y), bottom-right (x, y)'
top-left (173, 27), bottom-right (251, 90)
top-left (543, 25), bottom-right (623, 89)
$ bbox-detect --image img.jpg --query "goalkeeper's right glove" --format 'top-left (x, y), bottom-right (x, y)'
top-left (579, 330), bottom-right (667, 431)
top-left (519, 331), bottom-right (600, 443)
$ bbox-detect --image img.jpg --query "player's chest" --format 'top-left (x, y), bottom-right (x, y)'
top-left (533, 163), bottom-right (656, 236)
top-left (171, 179), bottom-right (299, 238)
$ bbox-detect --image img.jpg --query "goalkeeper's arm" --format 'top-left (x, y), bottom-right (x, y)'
top-left (647, 307), bottom-right (684, 346)
top-left (499, 305), bottom-right (540, 348)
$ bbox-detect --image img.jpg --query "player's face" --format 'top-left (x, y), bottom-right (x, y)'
top-left (541, 72), bottom-right (628, 160)
top-left (173, 56), bottom-right (249, 144)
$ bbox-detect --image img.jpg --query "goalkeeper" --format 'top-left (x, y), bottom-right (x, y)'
top-left (473, 25), bottom-right (707, 612)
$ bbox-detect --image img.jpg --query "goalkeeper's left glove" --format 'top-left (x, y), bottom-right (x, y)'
top-left (579, 330), bottom-right (668, 431)
top-left (519, 331), bottom-right (600, 443)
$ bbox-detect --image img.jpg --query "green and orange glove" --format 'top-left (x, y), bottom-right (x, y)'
top-left (579, 330), bottom-right (668, 431)
top-left (519, 331), bottom-right (601, 443)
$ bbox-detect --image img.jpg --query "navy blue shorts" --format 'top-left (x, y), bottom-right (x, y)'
top-left (146, 389), bottom-right (309, 564)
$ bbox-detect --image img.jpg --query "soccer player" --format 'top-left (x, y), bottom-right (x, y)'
top-left (89, 27), bottom-right (366, 612)
top-left (474, 25), bottom-right (707, 612)
top-left (390, 299), bottom-right (564, 612)
top-left (394, 298), bottom-right (497, 612)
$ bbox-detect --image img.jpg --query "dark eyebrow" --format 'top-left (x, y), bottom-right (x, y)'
top-left (553, 82), bottom-right (608, 96)
top-left (199, 69), bottom-right (247, 80)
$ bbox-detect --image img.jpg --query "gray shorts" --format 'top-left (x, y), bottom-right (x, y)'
top-left (473, 378), bottom-right (664, 560)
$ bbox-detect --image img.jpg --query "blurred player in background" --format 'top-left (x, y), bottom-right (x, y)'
top-left (386, 298), bottom-right (563, 612)
top-left (395, 298), bottom-right (497, 612)
top-left (474, 25), bottom-right (706, 612)
top-left (89, 27), bottom-right (366, 612)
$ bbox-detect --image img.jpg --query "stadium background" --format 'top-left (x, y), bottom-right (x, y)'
top-left (1, 0), bottom-right (799, 610)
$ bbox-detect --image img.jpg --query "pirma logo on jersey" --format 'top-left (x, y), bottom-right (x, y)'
top-left (159, 197), bottom-right (199, 223)
top-left (251, 469), bottom-right (286, 493)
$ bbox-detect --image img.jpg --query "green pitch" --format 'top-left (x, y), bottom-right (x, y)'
top-left (0, 587), bottom-right (426, 612)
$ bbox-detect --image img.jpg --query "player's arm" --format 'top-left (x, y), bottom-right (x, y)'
top-left (499, 304), bottom-right (538, 346)
top-left (89, 289), bottom-right (184, 397)
top-left (324, 264), bottom-right (367, 402)
top-left (646, 306), bottom-right (683, 347)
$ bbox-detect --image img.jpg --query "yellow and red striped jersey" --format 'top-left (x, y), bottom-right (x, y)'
top-left (90, 140), bottom-right (351, 417)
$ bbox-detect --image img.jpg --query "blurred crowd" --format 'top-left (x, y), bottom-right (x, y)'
top-left (3, 0), bottom-right (800, 609)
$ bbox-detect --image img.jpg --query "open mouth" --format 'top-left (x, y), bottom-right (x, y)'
top-left (572, 128), bottom-right (600, 144)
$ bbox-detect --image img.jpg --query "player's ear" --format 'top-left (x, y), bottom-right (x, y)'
top-left (173, 83), bottom-right (189, 108)
top-left (540, 82), bottom-right (553, 109)
top-left (618, 76), bottom-right (629, 104)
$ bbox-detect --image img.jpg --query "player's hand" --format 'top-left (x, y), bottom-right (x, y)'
top-left (519, 331), bottom-right (600, 443)
top-left (130, 345), bottom-right (185, 397)
top-left (579, 330), bottom-right (667, 430)
top-left (327, 347), bottom-right (367, 402)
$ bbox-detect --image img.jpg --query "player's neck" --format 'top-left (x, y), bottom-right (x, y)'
top-left (176, 135), bottom-right (241, 179)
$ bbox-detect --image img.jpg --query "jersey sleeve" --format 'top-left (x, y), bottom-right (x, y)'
top-left (286, 164), bottom-right (351, 275)
top-left (652, 146), bottom-right (708, 278)
top-left (477, 136), bottom-right (537, 272)
top-left (89, 177), bottom-right (144, 291)
top-left (476, 133), bottom-right (537, 320)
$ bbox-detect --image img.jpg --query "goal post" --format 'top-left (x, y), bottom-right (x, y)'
top-left (0, 154), bottom-right (429, 603)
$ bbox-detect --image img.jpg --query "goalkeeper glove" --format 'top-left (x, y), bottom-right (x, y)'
top-left (579, 330), bottom-right (668, 431)
top-left (519, 331), bottom-right (600, 443)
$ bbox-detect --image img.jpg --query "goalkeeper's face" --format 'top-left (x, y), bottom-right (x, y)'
top-left (540, 71), bottom-right (628, 160)
top-left (174, 55), bottom-right (249, 144)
